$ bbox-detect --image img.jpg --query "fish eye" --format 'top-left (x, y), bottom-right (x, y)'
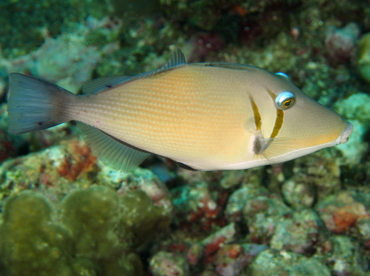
top-left (275, 91), bottom-right (295, 110)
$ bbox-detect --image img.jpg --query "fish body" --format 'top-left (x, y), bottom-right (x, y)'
top-left (7, 50), bottom-right (353, 171)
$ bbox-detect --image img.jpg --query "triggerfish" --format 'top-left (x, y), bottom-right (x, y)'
top-left (7, 50), bottom-right (353, 171)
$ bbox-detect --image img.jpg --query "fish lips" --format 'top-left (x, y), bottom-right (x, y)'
top-left (337, 122), bottom-right (353, 144)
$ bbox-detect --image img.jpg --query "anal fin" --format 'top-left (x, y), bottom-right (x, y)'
top-left (77, 123), bottom-right (149, 172)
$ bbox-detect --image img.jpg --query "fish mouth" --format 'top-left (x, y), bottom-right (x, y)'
top-left (338, 122), bottom-right (353, 144)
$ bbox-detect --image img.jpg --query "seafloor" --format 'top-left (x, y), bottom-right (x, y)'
top-left (0, 0), bottom-right (370, 275)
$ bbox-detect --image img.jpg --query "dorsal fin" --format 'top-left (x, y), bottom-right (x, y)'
top-left (137, 49), bottom-right (187, 78)
top-left (161, 49), bottom-right (187, 70)
top-left (193, 62), bottom-right (260, 72)
top-left (82, 49), bottom-right (187, 94)
top-left (82, 76), bottom-right (133, 94)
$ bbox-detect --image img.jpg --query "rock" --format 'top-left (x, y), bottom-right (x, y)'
top-left (150, 251), bottom-right (190, 276)
top-left (270, 209), bottom-right (323, 254)
top-left (243, 194), bottom-right (291, 243)
top-left (249, 249), bottom-right (331, 276)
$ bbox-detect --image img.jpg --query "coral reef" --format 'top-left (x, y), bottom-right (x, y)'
top-left (1, 0), bottom-right (370, 275)
top-left (316, 190), bottom-right (369, 235)
top-left (248, 249), bottom-right (331, 276)
top-left (0, 1), bottom-right (75, 58)
top-left (334, 93), bottom-right (370, 164)
top-left (357, 33), bottom-right (370, 82)
top-left (171, 181), bottom-right (226, 231)
top-left (0, 185), bottom-right (171, 276)
top-left (325, 23), bottom-right (360, 63)
top-left (0, 17), bottom-right (120, 94)
top-left (150, 251), bottom-right (190, 276)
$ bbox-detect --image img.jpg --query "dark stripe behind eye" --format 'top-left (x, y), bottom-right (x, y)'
top-left (270, 109), bottom-right (284, 138)
top-left (266, 88), bottom-right (284, 138)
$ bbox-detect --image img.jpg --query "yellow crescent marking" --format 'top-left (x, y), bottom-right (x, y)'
top-left (249, 95), bottom-right (262, 131)
top-left (266, 88), bottom-right (284, 138)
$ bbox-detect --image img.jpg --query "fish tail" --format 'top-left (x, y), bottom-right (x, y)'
top-left (7, 73), bottom-right (74, 135)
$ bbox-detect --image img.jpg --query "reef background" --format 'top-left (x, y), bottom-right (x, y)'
top-left (0, 0), bottom-right (370, 275)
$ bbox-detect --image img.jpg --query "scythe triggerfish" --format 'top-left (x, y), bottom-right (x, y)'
top-left (7, 50), bottom-right (353, 171)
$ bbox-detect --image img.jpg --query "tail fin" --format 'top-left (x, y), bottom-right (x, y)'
top-left (7, 73), bottom-right (73, 135)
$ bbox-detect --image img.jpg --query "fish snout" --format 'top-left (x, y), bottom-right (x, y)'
top-left (338, 122), bottom-right (353, 144)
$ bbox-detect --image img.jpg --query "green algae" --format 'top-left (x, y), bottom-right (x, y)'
top-left (61, 186), bottom-right (121, 259)
top-left (110, 0), bottom-right (161, 18)
top-left (0, 0), bottom-right (109, 58)
top-left (0, 0), bottom-right (81, 57)
top-left (329, 236), bottom-right (367, 276)
top-left (0, 185), bottom-right (171, 276)
top-left (0, 191), bottom-right (75, 276)
top-left (117, 190), bottom-right (172, 249)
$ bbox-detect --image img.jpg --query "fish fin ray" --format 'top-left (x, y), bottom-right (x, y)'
top-left (260, 137), bottom-right (300, 164)
top-left (82, 49), bottom-right (186, 94)
top-left (133, 49), bottom-right (187, 78)
top-left (7, 73), bottom-right (70, 135)
top-left (161, 49), bottom-right (187, 69)
top-left (193, 62), bottom-right (259, 72)
top-left (77, 123), bottom-right (149, 172)
top-left (82, 76), bottom-right (133, 94)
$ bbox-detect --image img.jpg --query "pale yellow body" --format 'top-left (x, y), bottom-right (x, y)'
top-left (69, 66), bottom-right (251, 169)
top-left (8, 52), bottom-right (353, 171)
top-left (65, 64), bottom-right (350, 170)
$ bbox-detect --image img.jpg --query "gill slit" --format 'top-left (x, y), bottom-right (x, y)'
top-left (249, 94), bottom-right (267, 155)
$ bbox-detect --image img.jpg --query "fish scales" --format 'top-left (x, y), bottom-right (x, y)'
top-left (7, 49), bottom-right (353, 171)
top-left (70, 65), bottom-right (251, 161)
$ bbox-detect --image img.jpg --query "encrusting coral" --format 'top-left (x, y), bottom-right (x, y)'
top-left (0, 185), bottom-right (171, 276)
